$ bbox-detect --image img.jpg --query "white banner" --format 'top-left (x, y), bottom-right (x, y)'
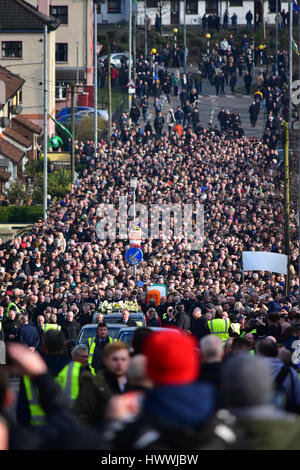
top-left (242, 251), bottom-right (288, 275)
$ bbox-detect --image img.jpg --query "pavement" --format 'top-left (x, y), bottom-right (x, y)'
top-left (147, 66), bottom-right (266, 139)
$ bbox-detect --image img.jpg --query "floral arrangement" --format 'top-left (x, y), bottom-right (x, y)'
top-left (98, 300), bottom-right (141, 314)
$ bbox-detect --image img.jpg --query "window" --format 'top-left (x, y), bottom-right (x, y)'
top-left (147, 0), bottom-right (158, 7)
top-left (229, 0), bottom-right (243, 6)
top-left (2, 41), bottom-right (22, 58)
top-left (55, 82), bottom-right (67, 100)
top-left (97, 3), bottom-right (102, 14)
top-left (268, 0), bottom-right (281, 13)
top-left (55, 43), bottom-right (68, 62)
top-left (107, 0), bottom-right (121, 13)
top-left (50, 6), bottom-right (68, 24)
top-left (186, 0), bottom-right (198, 14)
top-left (206, 0), bottom-right (218, 13)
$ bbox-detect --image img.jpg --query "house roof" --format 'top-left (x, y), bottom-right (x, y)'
top-left (12, 115), bottom-right (43, 135)
top-left (0, 0), bottom-right (60, 32)
top-left (0, 138), bottom-right (25, 164)
top-left (3, 128), bottom-right (32, 149)
top-left (0, 67), bottom-right (25, 109)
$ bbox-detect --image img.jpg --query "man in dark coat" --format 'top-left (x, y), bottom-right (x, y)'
top-left (174, 304), bottom-right (190, 331)
top-left (18, 314), bottom-right (40, 352)
top-left (190, 308), bottom-right (210, 340)
top-left (121, 309), bottom-right (137, 327)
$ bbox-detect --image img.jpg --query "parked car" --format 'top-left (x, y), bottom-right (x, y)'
top-left (76, 109), bottom-right (109, 121)
top-left (98, 52), bottom-right (129, 69)
top-left (57, 106), bottom-right (93, 119)
top-left (103, 312), bottom-right (146, 327)
top-left (76, 323), bottom-right (126, 346)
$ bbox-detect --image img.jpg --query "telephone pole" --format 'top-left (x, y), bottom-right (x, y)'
top-left (70, 82), bottom-right (75, 182)
top-left (43, 24), bottom-right (48, 221)
top-left (284, 122), bottom-right (291, 296)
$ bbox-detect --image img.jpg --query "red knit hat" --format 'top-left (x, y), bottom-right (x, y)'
top-left (142, 329), bottom-right (200, 385)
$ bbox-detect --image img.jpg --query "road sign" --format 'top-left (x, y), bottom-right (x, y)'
top-left (129, 223), bottom-right (142, 247)
top-left (126, 247), bottom-right (143, 265)
top-left (128, 87), bottom-right (135, 94)
top-left (127, 78), bottom-right (136, 88)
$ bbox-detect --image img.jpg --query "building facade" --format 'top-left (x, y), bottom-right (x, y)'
top-left (99, 0), bottom-right (289, 26)
top-left (28, 0), bottom-right (94, 111)
top-left (0, 0), bottom-right (59, 131)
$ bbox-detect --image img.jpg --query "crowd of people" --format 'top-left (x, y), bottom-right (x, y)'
top-left (0, 22), bottom-right (299, 451)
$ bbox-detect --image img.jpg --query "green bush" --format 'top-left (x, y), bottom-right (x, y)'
top-left (0, 205), bottom-right (43, 223)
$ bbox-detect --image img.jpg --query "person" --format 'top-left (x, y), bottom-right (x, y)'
top-left (246, 10), bottom-right (253, 30)
top-left (174, 303), bottom-right (190, 331)
top-left (229, 73), bottom-right (237, 93)
top-left (16, 329), bottom-right (70, 426)
top-left (49, 133), bottom-right (63, 152)
top-left (2, 310), bottom-right (19, 343)
top-left (103, 330), bottom-right (239, 450)
top-left (61, 311), bottom-right (81, 342)
top-left (198, 335), bottom-right (224, 406)
top-left (231, 13), bottom-right (238, 33)
top-left (55, 344), bottom-right (90, 406)
top-left (207, 311), bottom-right (231, 344)
top-left (244, 71), bottom-right (252, 95)
top-left (166, 107), bottom-right (176, 136)
top-left (223, 10), bottom-right (229, 30)
top-left (257, 339), bottom-right (300, 414)
top-left (154, 111), bottom-right (164, 138)
top-left (18, 314), bottom-right (40, 352)
top-left (155, 13), bottom-right (161, 33)
top-left (190, 308), bottom-right (209, 340)
top-left (1, 343), bottom-right (104, 450)
top-left (121, 309), bottom-right (137, 327)
top-left (74, 341), bottom-right (130, 427)
top-left (42, 314), bottom-right (61, 333)
top-left (249, 100), bottom-right (259, 127)
top-left (221, 354), bottom-right (300, 450)
top-left (88, 322), bottom-right (115, 374)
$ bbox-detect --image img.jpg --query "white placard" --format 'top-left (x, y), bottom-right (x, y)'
top-left (242, 251), bottom-right (288, 275)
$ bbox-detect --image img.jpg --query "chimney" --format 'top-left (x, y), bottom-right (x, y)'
top-left (38, 0), bottom-right (50, 16)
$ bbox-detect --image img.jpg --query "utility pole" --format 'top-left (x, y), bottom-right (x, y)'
top-left (261, 0), bottom-right (266, 41)
top-left (284, 121), bottom-right (291, 296)
top-left (275, 0), bottom-right (279, 75)
top-left (128, 0), bottom-right (132, 111)
top-left (94, 0), bottom-right (98, 160)
top-left (43, 24), bottom-right (48, 221)
top-left (108, 43), bottom-right (112, 144)
top-left (133, 12), bottom-right (137, 81)
top-left (289, 0), bottom-right (293, 131)
top-left (70, 82), bottom-right (75, 182)
top-left (183, 0), bottom-right (187, 75)
top-left (144, 0), bottom-right (147, 58)
top-left (298, 0), bottom-right (300, 301)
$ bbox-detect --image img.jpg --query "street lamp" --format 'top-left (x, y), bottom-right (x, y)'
top-left (259, 44), bottom-right (264, 67)
top-left (173, 28), bottom-right (178, 50)
top-left (151, 48), bottom-right (157, 77)
top-left (206, 33), bottom-right (211, 58)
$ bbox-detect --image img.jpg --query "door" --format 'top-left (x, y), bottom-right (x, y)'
top-left (171, 0), bottom-right (179, 24)
top-left (206, 0), bottom-right (218, 14)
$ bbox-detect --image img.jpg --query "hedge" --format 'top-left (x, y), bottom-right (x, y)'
top-left (0, 205), bottom-right (43, 223)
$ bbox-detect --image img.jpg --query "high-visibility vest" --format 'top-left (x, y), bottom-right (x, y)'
top-left (42, 323), bottom-right (61, 332)
top-left (6, 302), bottom-right (21, 317)
top-left (55, 361), bottom-right (83, 405)
top-left (240, 329), bottom-right (257, 339)
top-left (208, 318), bottom-right (231, 343)
top-left (23, 375), bottom-right (47, 427)
top-left (250, 349), bottom-right (255, 356)
top-left (88, 336), bottom-right (113, 375)
top-left (230, 323), bottom-right (241, 335)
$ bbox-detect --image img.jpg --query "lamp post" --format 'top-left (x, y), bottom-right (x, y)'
top-left (275, 0), bottom-right (279, 75)
top-left (206, 33), bottom-right (211, 58)
top-left (151, 48), bottom-right (157, 77)
top-left (130, 177), bottom-right (138, 282)
top-left (173, 28), bottom-right (178, 50)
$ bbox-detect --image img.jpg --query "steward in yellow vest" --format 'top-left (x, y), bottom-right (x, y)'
top-left (88, 322), bottom-right (114, 375)
top-left (207, 314), bottom-right (231, 343)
